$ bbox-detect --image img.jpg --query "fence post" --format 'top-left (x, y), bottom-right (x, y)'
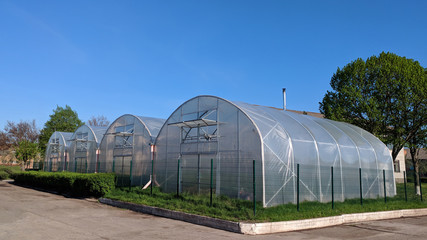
top-left (359, 168), bottom-right (363, 206)
top-left (420, 172), bottom-right (423, 201)
top-left (297, 163), bottom-right (300, 212)
top-left (383, 169), bottom-right (386, 203)
top-left (151, 159), bottom-right (154, 195)
top-left (403, 171), bottom-right (407, 202)
top-left (210, 159), bottom-right (213, 207)
top-left (253, 160), bottom-right (256, 216)
top-left (331, 166), bottom-right (334, 209)
top-left (176, 159), bottom-right (180, 197)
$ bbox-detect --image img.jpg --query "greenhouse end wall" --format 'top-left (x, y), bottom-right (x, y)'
top-left (44, 131), bottom-right (73, 172)
top-left (154, 96), bottom-right (396, 207)
top-left (68, 125), bottom-right (107, 173)
top-left (155, 96), bottom-right (263, 202)
top-left (98, 114), bottom-right (165, 187)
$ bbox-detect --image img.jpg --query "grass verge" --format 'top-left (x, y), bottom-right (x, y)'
top-left (104, 183), bottom-right (427, 222)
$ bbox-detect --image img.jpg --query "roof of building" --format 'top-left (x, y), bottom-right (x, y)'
top-left (405, 148), bottom-right (427, 160)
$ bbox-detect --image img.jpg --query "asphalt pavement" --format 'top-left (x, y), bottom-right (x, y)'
top-left (1, 180), bottom-right (426, 240)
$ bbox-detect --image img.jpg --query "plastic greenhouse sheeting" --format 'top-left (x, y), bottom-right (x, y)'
top-left (68, 125), bottom-right (107, 173)
top-left (154, 95), bottom-right (396, 207)
top-left (44, 131), bottom-right (73, 172)
top-left (98, 114), bottom-right (165, 187)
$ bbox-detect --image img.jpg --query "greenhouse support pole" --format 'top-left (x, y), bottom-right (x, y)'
top-left (253, 160), bottom-right (256, 216)
top-left (331, 166), bottom-right (334, 209)
top-left (112, 158), bottom-right (115, 172)
top-left (359, 168), bottom-right (363, 206)
top-left (420, 172), bottom-right (423, 201)
top-left (210, 159), bottom-right (213, 207)
top-left (177, 159), bottom-right (180, 198)
top-left (404, 171), bottom-right (407, 202)
top-left (151, 159), bottom-right (154, 195)
top-left (74, 160), bottom-right (77, 172)
top-left (383, 169), bottom-right (386, 203)
top-left (297, 164), bottom-right (300, 212)
top-left (129, 160), bottom-right (133, 190)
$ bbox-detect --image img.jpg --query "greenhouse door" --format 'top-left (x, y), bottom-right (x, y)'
top-left (75, 157), bottom-right (87, 173)
top-left (181, 154), bottom-right (216, 194)
top-left (50, 157), bottom-right (59, 172)
top-left (113, 156), bottom-right (132, 187)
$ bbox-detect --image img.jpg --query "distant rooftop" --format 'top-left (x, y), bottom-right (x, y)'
top-left (248, 103), bottom-right (325, 119)
top-left (286, 109), bottom-right (325, 119)
top-left (405, 148), bottom-right (427, 160)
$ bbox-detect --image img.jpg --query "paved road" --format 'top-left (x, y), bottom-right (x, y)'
top-left (1, 180), bottom-right (427, 240)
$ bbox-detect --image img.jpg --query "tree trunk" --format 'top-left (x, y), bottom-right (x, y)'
top-left (21, 161), bottom-right (25, 171)
top-left (410, 147), bottom-right (420, 195)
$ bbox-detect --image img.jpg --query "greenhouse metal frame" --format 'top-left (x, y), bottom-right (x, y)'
top-left (44, 131), bottom-right (73, 172)
top-left (154, 95), bottom-right (396, 207)
top-left (98, 114), bottom-right (165, 187)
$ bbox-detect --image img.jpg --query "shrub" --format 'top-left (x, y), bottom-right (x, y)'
top-left (12, 171), bottom-right (115, 197)
top-left (73, 173), bottom-right (116, 197)
top-left (0, 171), bottom-right (8, 180)
top-left (0, 165), bottom-right (22, 180)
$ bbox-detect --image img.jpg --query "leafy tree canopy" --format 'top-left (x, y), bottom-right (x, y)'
top-left (0, 120), bottom-right (39, 151)
top-left (15, 140), bottom-right (39, 170)
top-left (39, 105), bottom-right (83, 155)
top-left (320, 52), bottom-right (427, 161)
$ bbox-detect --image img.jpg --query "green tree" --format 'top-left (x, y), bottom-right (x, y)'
top-left (408, 125), bottom-right (426, 195)
top-left (39, 105), bottom-right (83, 156)
top-left (15, 140), bottom-right (39, 171)
top-left (319, 52), bottom-right (427, 162)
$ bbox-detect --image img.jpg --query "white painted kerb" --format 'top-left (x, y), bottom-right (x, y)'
top-left (239, 208), bottom-right (427, 235)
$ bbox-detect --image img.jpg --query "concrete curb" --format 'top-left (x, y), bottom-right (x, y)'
top-left (239, 208), bottom-right (427, 235)
top-left (98, 198), bottom-right (240, 233)
top-left (99, 198), bottom-right (427, 235)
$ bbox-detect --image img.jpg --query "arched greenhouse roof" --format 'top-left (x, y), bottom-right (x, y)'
top-left (70, 125), bottom-right (108, 148)
top-left (134, 115), bottom-right (165, 141)
top-left (231, 100), bottom-right (392, 168)
top-left (48, 131), bottom-right (73, 147)
top-left (100, 114), bottom-right (166, 144)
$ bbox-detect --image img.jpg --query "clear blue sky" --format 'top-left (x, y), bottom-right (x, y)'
top-left (1, 0), bottom-right (426, 129)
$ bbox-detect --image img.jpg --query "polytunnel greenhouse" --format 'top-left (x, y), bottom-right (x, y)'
top-left (154, 95), bottom-right (396, 207)
top-left (98, 114), bottom-right (165, 187)
top-left (68, 125), bottom-right (107, 173)
top-left (44, 131), bottom-right (73, 172)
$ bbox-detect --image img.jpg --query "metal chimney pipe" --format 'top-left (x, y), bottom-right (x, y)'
top-left (282, 88), bottom-right (286, 110)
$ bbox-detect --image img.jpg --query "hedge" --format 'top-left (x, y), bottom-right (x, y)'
top-left (12, 171), bottom-right (115, 198)
top-left (0, 165), bottom-right (22, 180)
top-left (0, 171), bottom-right (8, 180)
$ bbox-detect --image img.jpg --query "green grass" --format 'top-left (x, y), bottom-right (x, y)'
top-left (105, 183), bottom-right (427, 222)
top-left (0, 165), bottom-right (22, 180)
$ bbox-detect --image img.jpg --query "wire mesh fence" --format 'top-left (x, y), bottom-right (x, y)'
top-left (42, 156), bottom-right (425, 214)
